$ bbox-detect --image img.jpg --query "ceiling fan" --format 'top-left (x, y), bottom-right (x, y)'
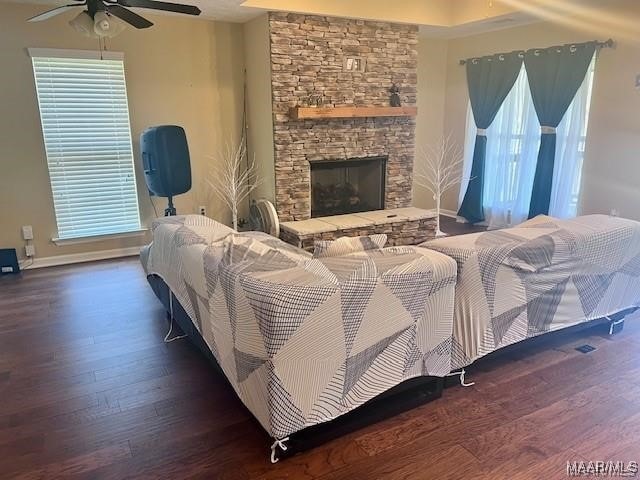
top-left (28, 0), bottom-right (202, 37)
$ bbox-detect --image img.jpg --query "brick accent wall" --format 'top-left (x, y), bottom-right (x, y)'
top-left (269, 12), bottom-right (419, 222)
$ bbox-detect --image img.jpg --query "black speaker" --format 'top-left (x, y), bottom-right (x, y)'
top-left (141, 125), bottom-right (192, 215)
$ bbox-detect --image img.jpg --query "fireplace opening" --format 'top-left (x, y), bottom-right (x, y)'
top-left (310, 156), bottom-right (386, 218)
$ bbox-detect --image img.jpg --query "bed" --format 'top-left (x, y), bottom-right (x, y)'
top-left (141, 215), bottom-right (458, 458)
top-left (422, 214), bottom-right (640, 370)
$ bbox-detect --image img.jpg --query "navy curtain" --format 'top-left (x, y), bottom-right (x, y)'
top-left (526, 41), bottom-right (597, 218)
top-left (458, 52), bottom-right (523, 224)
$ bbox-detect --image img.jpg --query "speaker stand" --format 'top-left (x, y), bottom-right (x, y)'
top-left (164, 196), bottom-right (177, 217)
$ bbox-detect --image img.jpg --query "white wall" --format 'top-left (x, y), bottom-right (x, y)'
top-left (413, 33), bottom-right (449, 211)
top-left (244, 14), bottom-right (276, 203)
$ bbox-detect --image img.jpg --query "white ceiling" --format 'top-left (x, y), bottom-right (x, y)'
top-left (424, 11), bottom-right (539, 39)
top-left (7, 0), bottom-right (632, 41)
top-left (2, 0), bottom-right (541, 33)
top-left (2, 0), bottom-right (262, 23)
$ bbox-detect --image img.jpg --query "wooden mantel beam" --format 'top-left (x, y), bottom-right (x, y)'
top-left (289, 106), bottom-right (418, 120)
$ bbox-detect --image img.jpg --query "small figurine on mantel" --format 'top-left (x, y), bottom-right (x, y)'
top-left (389, 84), bottom-right (401, 107)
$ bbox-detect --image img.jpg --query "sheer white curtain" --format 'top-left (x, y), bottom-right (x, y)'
top-left (550, 54), bottom-right (596, 218)
top-left (459, 65), bottom-right (539, 229)
top-left (458, 54), bottom-right (596, 228)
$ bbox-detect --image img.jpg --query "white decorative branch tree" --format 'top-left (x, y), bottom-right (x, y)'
top-left (414, 134), bottom-right (466, 237)
top-left (206, 136), bottom-right (263, 230)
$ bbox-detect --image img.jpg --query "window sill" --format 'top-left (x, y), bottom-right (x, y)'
top-left (52, 229), bottom-right (149, 246)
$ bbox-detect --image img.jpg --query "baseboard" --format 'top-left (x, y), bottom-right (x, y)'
top-left (23, 246), bottom-right (143, 270)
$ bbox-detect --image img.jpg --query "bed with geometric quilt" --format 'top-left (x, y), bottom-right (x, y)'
top-left (422, 214), bottom-right (640, 370)
top-left (141, 215), bottom-right (458, 456)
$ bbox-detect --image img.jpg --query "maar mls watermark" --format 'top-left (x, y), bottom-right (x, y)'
top-left (567, 461), bottom-right (639, 477)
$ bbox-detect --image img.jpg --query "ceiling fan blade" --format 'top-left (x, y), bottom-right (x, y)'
top-left (28, 4), bottom-right (83, 22)
top-left (117, 0), bottom-right (201, 16)
top-left (107, 5), bottom-right (154, 28)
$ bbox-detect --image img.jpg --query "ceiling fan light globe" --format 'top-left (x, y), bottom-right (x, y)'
top-left (103, 16), bottom-right (127, 38)
top-left (93, 11), bottom-right (111, 36)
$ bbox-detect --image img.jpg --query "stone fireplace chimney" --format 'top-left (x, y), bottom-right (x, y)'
top-left (244, 13), bottom-right (419, 223)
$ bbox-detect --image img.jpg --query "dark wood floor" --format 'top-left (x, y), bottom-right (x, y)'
top-left (2, 229), bottom-right (640, 478)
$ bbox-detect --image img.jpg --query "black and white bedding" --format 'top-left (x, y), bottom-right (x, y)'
top-left (142, 215), bottom-right (457, 440)
top-left (422, 214), bottom-right (640, 369)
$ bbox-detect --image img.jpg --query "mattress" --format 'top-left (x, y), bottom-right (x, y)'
top-left (422, 214), bottom-right (640, 369)
top-left (143, 215), bottom-right (457, 440)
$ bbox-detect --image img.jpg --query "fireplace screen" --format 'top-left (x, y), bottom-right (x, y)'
top-left (311, 156), bottom-right (386, 218)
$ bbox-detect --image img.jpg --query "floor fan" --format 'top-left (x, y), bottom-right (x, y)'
top-left (249, 199), bottom-right (280, 237)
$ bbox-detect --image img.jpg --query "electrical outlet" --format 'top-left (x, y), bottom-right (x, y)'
top-left (22, 225), bottom-right (34, 240)
top-left (25, 245), bottom-right (35, 257)
top-left (199, 206), bottom-right (206, 216)
top-left (610, 208), bottom-right (620, 217)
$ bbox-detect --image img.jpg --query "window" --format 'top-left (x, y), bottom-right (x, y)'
top-left (30, 49), bottom-right (141, 240)
top-left (459, 55), bottom-right (596, 229)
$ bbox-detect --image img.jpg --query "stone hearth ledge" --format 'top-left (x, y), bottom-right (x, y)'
top-left (279, 208), bottom-right (438, 251)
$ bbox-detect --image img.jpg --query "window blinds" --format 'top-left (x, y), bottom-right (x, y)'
top-left (31, 50), bottom-right (141, 240)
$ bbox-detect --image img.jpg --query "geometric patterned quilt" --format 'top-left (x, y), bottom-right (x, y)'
top-left (422, 214), bottom-right (640, 370)
top-left (143, 215), bottom-right (457, 439)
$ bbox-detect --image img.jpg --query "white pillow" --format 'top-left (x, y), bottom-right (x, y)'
top-left (313, 234), bottom-right (387, 258)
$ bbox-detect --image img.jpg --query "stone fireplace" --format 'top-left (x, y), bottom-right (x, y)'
top-left (310, 156), bottom-right (386, 217)
top-left (268, 12), bottom-right (418, 222)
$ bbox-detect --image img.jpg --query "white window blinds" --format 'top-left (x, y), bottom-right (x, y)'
top-left (30, 49), bottom-right (141, 240)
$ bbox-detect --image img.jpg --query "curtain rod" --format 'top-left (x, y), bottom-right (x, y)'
top-left (458, 38), bottom-right (614, 65)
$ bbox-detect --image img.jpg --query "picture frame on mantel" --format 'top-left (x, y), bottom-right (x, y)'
top-left (344, 57), bottom-right (366, 72)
